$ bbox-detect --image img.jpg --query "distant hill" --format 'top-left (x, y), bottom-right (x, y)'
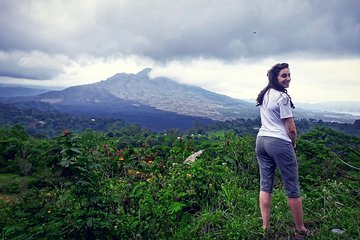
top-left (297, 102), bottom-right (360, 116)
top-left (0, 86), bottom-right (51, 97)
top-left (1, 69), bottom-right (358, 130)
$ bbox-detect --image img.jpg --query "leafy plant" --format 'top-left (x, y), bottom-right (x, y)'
top-left (0, 125), bottom-right (359, 239)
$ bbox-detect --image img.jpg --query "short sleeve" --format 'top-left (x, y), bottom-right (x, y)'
top-left (279, 95), bottom-right (293, 119)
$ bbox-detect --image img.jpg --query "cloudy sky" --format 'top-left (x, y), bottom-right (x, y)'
top-left (0, 0), bottom-right (359, 103)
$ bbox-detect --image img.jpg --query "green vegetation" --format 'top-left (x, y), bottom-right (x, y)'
top-left (0, 102), bottom-right (129, 138)
top-left (0, 125), bottom-right (359, 239)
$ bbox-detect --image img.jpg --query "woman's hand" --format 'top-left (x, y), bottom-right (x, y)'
top-left (283, 117), bottom-right (297, 147)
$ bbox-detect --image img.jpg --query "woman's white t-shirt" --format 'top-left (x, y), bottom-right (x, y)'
top-left (257, 88), bottom-right (293, 142)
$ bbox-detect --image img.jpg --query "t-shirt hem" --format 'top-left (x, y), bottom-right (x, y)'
top-left (257, 132), bottom-right (292, 142)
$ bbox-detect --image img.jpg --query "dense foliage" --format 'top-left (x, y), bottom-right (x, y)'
top-left (2, 102), bottom-right (360, 139)
top-left (0, 102), bottom-right (129, 138)
top-left (0, 125), bottom-right (359, 239)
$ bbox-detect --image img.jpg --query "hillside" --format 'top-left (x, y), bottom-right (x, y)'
top-left (0, 125), bottom-right (359, 239)
top-left (0, 101), bottom-right (216, 135)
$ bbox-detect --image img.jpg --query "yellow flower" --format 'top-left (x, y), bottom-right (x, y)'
top-left (146, 178), bottom-right (152, 183)
top-left (119, 157), bottom-right (124, 161)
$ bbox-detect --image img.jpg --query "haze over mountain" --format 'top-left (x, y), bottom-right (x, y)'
top-left (296, 102), bottom-right (360, 116)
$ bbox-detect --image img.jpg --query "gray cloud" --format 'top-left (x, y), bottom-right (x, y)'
top-left (0, 0), bottom-right (360, 85)
top-left (0, 67), bottom-right (58, 80)
top-left (0, 51), bottom-right (69, 80)
top-left (1, 0), bottom-right (359, 60)
top-left (0, 60), bottom-right (61, 80)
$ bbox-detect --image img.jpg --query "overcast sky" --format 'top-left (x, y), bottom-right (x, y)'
top-left (0, 0), bottom-right (359, 103)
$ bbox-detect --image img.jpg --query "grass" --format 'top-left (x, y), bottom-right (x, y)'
top-left (0, 174), bottom-right (35, 194)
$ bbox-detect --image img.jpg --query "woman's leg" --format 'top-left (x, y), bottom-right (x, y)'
top-left (256, 136), bottom-right (276, 229)
top-left (288, 197), bottom-right (307, 231)
top-left (260, 191), bottom-right (272, 229)
top-left (269, 139), bottom-right (308, 232)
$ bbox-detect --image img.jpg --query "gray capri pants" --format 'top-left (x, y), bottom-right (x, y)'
top-left (256, 136), bottom-right (300, 198)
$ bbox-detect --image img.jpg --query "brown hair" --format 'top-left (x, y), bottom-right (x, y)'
top-left (256, 63), bottom-right (295, 108)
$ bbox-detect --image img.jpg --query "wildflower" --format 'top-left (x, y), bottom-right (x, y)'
top-left (116, 150), bottom-right (123, 156)
top-left (119, 157), bottom-right (124, 161)
top-left (146, 178), bottom-right (152, 183)
top-left (186, 173), bottom-right (192, 178)
top-left (135, 171), bottom-right (141, 175)
top-left (147, 160), bottom-right (153, 164)
top-left (186, 189), bottom-right (195, 194)
top-left (63, 129), bottom-right (69, 135)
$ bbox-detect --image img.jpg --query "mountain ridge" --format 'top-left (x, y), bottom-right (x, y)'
top-left (97, 68), bottom-right (255, 120)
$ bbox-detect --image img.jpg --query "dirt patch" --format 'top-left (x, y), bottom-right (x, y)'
top-left (0, 193), bottom-right (15, 203)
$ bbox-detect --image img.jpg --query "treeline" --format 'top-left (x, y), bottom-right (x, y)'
top-left (0, 125), bottom-right (359, 239)
top-left (0, 102), bottom-right (129, 138)
top-left (193, 117), bottom-right (360, 137)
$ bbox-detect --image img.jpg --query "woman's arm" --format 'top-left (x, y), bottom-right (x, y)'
top-left (283, 117), bottom-right (297, 147)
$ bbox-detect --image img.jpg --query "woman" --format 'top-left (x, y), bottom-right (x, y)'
top-left (255, 63), bottom-right (310, 239)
